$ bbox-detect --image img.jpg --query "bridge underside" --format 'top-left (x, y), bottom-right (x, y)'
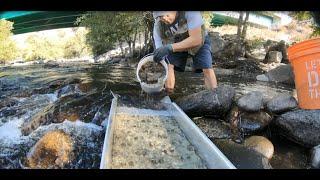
top-left (0, 11), bottom-right (86, 34)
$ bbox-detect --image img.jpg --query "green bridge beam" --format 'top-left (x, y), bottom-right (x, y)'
top-left (0, 11), bottom-right (87, 34)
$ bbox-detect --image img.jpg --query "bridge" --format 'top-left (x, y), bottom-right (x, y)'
top-left (0, 11), bottom-right (86, 34)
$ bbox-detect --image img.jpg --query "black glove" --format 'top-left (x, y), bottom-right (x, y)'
top-left (153, 44), bottom-right (173, 63)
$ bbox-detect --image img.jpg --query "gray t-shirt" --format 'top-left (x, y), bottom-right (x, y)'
top-left (153, 11), bottom-right (206, 49)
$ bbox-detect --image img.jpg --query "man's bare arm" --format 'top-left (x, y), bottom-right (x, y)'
top-left (171, 27), bottom-right (202, 52)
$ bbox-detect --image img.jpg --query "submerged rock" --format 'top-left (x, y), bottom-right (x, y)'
top-left (239, 111), bottom-right (272, 135)
top-left (266, 94), bottom-right (298, 114)
top-left (25, 120), bottom-right (103, 169)
top-left (192, 117), bottom-right (231, 139)
top-left (244, 136), bottom-right (274, 159)
top-left (237, 91), bottom-right (263, 112)
top-left (176, 85), bottom-right (235, 118)
top-left (213, 139), bottom-right (272, 169)
top-left (274, 109), bottom-right (320, 147)
top-left (27, 130), bottom-right (74, 169)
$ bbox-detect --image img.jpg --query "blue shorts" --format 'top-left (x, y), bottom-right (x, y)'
top-left (165, 34), bottom-right (214, 73)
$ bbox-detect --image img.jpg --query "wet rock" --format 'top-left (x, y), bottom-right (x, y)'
top-left (244, 136), bottom-right (274, 159)
top-left (176, 85), bottom-right (235, 118)
top-left (27, 121), bottom-right (104, 169)
top-left (274, 109), bottom-right (320, 147)
top-left (21, 104), bottom-right (55, 136)
top-left (213, 139), bottom-right (272, 169)
top-left (76, 82), bottom-right (93, 93)
top-left (56, 84), bottom-right (84, 98)
top-left (192, 117), bottom-right (231, 139)
top-left (25, 120), bottom-right (103, 169)
top-left (266, 64), bottom-right (295, 85)
top-left (266, 94), bottom-right (298, 114)
top-left (27, 130), bottom-right (74, 169)
top-left (48, 77), bottom-right (81, 90)
top-left (265, 51), bottom-right (282, 63)
top-left (44, 61), bottom-right (59, 68)
top-left (108, 57), bottom-right (122, 64)
top-left (237, 91), bottom-right (263, 112)
top-left (226, 106), bottom-right (242, 142)
top-left (0, 107), bottom-right (17, 118)
top-left (239, 111), bottom-right (272, 135)
top-left (311, 145), bottom-right (320, 168)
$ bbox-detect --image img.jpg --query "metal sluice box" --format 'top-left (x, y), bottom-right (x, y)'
top-left (100, 95), bottom-right (236, 169)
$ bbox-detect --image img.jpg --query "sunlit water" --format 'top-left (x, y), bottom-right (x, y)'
top-left (0, 62), bottom-right (308, 169)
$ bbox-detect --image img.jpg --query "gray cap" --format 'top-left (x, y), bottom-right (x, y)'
top-left (153, 11), bottom-right (171, 19)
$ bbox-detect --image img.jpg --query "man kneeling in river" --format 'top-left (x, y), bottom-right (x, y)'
top-left (152, 11), bottom-right (217, 94)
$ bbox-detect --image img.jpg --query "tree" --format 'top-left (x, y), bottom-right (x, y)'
top-left (77, 11), bottom-right (154, 58)
top-left (63, 28), bottom-right (92, 59)
top-left (290, 11), bottom-right (320, 37)
top-left (235, 11), bottom-right (250, 59)
top-left (0, 19), bottom-right (18, 64)
top-left (77, 12), bottom-right (119, 56)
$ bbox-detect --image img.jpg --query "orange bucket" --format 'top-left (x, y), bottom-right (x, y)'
top-left (288, 38), bottom-right (320, 109)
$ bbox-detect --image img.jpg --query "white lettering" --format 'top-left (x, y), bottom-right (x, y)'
top-left (305, 59), bottom-right (320, 71)
top-left (308, 71), bottom-right (319, 88)
top-left (309, 89), bottom-right (314, 99)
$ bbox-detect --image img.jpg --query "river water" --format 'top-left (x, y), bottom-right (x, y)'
top-left (0, 61), bottom-right (309, 169)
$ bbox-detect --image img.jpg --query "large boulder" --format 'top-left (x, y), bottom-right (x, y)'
top-left (265, 64), bottom-right (295, 85)
top-left (244, 136), bottom-right (274, 159)
top-left (239, 111), bottom-right (272, 135)
top-left (274, 109), bottom-right (320, 147)
top-left (176, 86), bottom-right (235, 118)
top-left (264, 40), bottom-right (289, 64)
top-left (237, 91), bottom-right (263, 112)
top-left (266, 94), bottom-right (298, 114)
top-left (265, 51), bottom-right (282, 63)
top-left (211, 34), bottom-right (246, 60)
top-left (311, 145), bottom-right (320, 169)
top-left (213, 139), bottom-right (272, 169)
top-left (209, 32), bottom-right (226, 54)
top-left (245, 47), bottom-right (266, 61)
top-left (27, 130), bottom-right (74, 169)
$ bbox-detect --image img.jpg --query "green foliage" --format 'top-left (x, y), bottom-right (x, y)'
top-left (201, 11), bottom-right (214, 29)
top-left (289, 11), bottom-right (320, 38)
top-left (289, 11), bottom-right (312, 21)
top-left (310, 26), bottom-right (320, 37)
top-left (22, 28), bottom-right (92, 61)
top-left (246, 38), bottom-right (265, 52)
top-left (0, 19), bottom-right (18, 63)
top-left (63, 28), bottom-right (92, 59)
top-left (77, 11), bottom-right (145, 56)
